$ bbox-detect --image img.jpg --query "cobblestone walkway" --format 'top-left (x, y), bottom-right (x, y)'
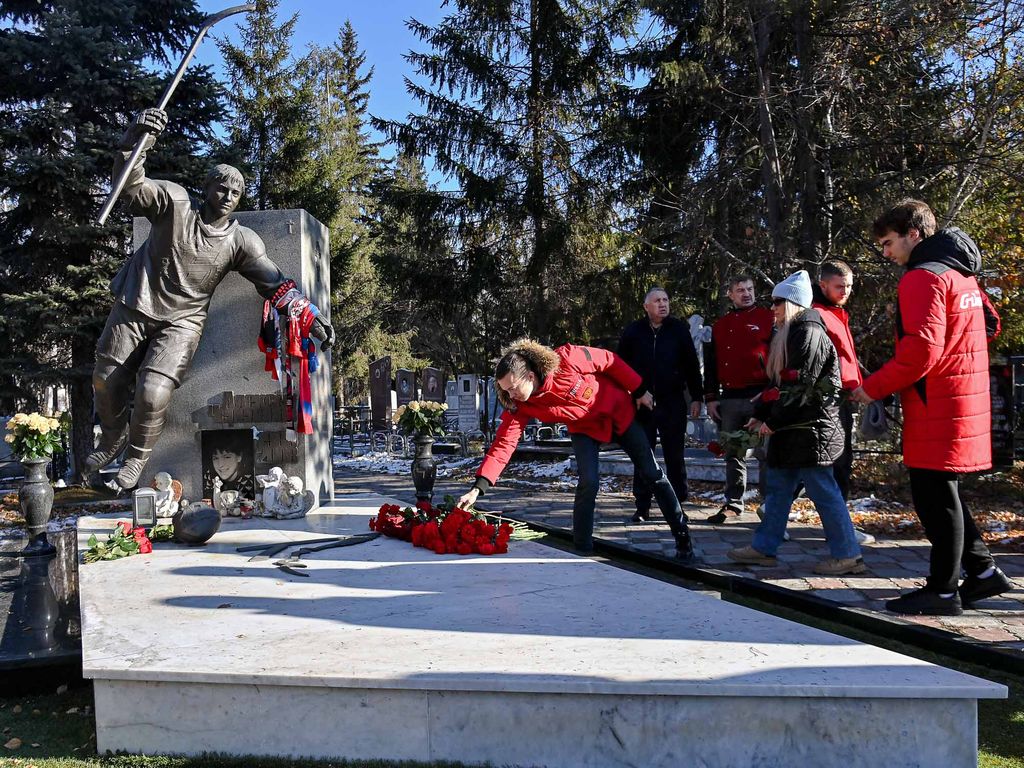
top-left (335, 466), bottom-right (1024, 651)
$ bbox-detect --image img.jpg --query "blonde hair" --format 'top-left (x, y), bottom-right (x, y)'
top-left (766, 301), bottom-right (806, 383)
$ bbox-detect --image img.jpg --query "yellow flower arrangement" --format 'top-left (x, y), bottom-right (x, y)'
top-left (5, 411), bottom-right (69, 460)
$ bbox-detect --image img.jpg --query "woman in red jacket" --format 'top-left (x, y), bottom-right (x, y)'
top-left (457, 338), bottom-right (695, 561)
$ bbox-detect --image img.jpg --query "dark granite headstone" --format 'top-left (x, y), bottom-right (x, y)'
top-left (396, 369), bottom-right (417, 408)
top-left (369, 356), bottom-right (392, 431)
top-left (422, 367), bottom-right (444, 403)
top-left (991, 355), bottom-right (1015, 468)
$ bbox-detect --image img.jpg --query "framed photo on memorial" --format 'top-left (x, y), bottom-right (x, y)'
top-left (201, 429), bottom-right (255, 500)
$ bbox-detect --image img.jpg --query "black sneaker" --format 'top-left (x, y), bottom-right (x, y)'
top-left (631, 511), bottom-right (649, 523)
top-left (886, 586), bottom-right (963, 616)
top-left (959, 568), bottom-right (1013, 606)
top-left (674, 535), bottom-right (695, 565)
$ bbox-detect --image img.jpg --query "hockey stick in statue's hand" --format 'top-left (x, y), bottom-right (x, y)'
top-left (96, 4), bottom-right (255, 226)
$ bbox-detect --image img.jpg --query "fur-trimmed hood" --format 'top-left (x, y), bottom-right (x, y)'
top-left (494, 338), bottom-right (561, 411)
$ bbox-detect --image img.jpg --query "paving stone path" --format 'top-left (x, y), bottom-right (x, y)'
top-left (335, 465), bottom-right (1024, 652)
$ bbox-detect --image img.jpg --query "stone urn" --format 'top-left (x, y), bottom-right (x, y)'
top-left (19, 457), bottom-right (56, 557)
top-left (411, 435), bottom-right (437, 504)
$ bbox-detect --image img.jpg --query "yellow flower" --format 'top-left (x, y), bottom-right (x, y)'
top-left (409, 401), bottom-right (420, 412)
top-left (49, 419), bottom-right (60, 430)
top-left (4, 434), bottom-right (12, 443)
top-left (394, 405), bottom-right (406, 421)
top-left (4, 421), bottom-right (13, 431)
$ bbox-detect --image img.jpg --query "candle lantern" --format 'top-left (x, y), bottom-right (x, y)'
top-left (132, 488), bottom-right (158, 529)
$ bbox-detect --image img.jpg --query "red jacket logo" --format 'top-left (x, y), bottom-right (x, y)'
top-left (582, 387), bottom-right (593, 400)
top-left (959, 290), bottom-right (982, 310)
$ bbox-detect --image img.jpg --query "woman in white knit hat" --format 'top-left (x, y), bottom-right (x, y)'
top-left (727, 270), bottom-right (864, 575)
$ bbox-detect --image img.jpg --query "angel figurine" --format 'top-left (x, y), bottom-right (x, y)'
top-left (273, 475), bottom-right (315, 519)
top-left (256, 467), bottom-right (286, 517)
top-left (151, 472), bottom-right (183, 518)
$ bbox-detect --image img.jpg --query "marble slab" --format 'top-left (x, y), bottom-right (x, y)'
top-left (77, 494), bottom-right (1002, 700)
top-left (78, 494), bottom-right (1003, 766)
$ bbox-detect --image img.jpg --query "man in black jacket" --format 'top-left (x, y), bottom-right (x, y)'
top-left (617, 287), bottom-right (704, 521)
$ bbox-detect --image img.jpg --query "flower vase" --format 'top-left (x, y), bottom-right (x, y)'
top-left (411, 436), bottom-right (437, 504)
top-left (19, 458), bottom-right (56, 557)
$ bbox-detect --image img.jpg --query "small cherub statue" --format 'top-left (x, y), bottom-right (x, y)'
top-left (256, 467), bottom-right (286, 516)
top-left (266, 475), bottom-right (314, 519)
top-left (151, 472), bottom-right (183, 518)
top-left (218, 489), bottom-right (241, 516)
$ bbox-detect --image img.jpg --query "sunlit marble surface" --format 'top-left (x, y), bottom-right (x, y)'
top-left (78, 494), bottom-right (1004, 699)
top-left (79, 493), bottom-right (1002, 766)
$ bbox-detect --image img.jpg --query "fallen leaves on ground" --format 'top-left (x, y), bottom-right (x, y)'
top-left (4, 737), bottom-right (22, 749)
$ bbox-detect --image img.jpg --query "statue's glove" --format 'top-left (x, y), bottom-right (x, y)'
top-left (119, 108), bottom-right (168, 151)
top-left (273, 282), bottom-right (334, 349)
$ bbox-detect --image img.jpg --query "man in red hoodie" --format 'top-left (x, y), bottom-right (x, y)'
top-left (457, 338), bottom-right (695, 562)
top-left (852, 199), bottom-right (1010, 616)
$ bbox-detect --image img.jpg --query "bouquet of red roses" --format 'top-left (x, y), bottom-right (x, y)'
top-left (758, 368), bottom-right (838, 408)
top-left (84, 521), bottom-right (153, 563)
top-left (369, 498), bottom-right (515, 556)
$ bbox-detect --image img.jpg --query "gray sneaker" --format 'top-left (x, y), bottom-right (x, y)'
top-left (854, 529), bottom-right (876, 545)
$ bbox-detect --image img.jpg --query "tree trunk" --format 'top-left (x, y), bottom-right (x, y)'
top-left (526, 0), bottom-right (551, 342)
top-left (69, 335), bottom-right (96, 485)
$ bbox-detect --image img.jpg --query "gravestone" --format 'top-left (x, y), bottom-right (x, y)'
top-left (369, 356), bottom-right (392, 431)
top-left (457, 374), bottom-right (480, 432)
top-left (991, 355), bottom-right (1016, 468)
top-left (133, 210), bottom-right (334, 507)
top-left (422, 367), bottom-right (444, 403)
top-left (395, 369), bottom-right (417, 408)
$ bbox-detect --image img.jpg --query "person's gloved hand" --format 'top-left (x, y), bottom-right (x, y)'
top-left (120, 108), bottom-right (167, 151)
top-left (275, 283), bottom-right (334, 349)
top-left (309, 314), bottom-right (334, 348)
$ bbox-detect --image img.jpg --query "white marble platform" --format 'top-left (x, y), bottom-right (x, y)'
top-left (78, 494), bottom-right (1004, 767)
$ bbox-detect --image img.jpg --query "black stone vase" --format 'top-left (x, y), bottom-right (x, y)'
top-left (411, 435), bottom-right (437, 504)
top-left (19, 458), bottom-right (56, 557)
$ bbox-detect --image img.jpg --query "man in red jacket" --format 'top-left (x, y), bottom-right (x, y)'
top-left (852, 199), bottom-right (1010, 616)
top-left (704, 275), bottom-right (774, 521)
top-left (457, 338), bottom-right (695, 562)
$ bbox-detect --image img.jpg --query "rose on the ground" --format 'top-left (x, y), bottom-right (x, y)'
top-left (84, 520), bottom-right (153, 562)
top-left (369, 496), bottom-right (516, 555)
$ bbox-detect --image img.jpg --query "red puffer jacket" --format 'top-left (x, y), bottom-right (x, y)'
top-left (476, 341), bottom-right (643, 485)
top-left (862, 228), bottom-right (991, 473)
top-left (812, 284), bottom-right (863, 392)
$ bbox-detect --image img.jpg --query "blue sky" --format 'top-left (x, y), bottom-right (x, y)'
top-left (193, 1), bottom-right (450, 175)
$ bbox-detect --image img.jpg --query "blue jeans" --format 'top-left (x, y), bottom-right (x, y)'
top-left (752, 466), bottom-right (860, 560)
top-left (571, 419), bottom-right (689, 551)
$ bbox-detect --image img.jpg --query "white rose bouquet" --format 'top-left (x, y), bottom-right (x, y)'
top-left (393, 400), bottom-right (449, 437)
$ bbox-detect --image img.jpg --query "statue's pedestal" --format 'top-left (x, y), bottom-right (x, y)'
top-left (133, 210), bottom-right (333, 507)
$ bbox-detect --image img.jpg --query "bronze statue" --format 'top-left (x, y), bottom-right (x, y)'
top-left (88, 108), bottom-right (333, 489)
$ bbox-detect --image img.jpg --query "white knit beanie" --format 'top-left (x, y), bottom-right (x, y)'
top-left (771, 270), bottom-right (813, 309)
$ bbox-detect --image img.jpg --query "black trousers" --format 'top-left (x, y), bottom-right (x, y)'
top-left (832, 400), bottom-right (854, 501)
top-left (633, 402), bottom-right (688, 512)
top-left (908, 467), bottom-right (995, 593)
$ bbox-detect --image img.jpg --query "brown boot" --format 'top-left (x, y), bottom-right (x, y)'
top-left (727, 545), bottom-right (777, 567)
top-left (813, 557), bottom-right (866, 576)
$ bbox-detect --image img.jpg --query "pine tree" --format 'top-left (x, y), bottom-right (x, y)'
top-left (218, 0), bottom-right (341, 224)
top-left (0, 0), bottom-right (227, 478)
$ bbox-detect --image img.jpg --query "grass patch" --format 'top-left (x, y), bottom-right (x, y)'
top-left (723, 592), bottom-right (1024, 768)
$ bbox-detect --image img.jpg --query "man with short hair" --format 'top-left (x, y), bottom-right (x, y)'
top-left (87, 107), bottom-right (333, 489)
top-left (812, 261), bottom-right (875, 546)
top-left (617, 287), bottom-right (704, 522)
top-left (703, 275), bottom-right (774, 522)
top-left (852, 198), bottom-right (1009, 615)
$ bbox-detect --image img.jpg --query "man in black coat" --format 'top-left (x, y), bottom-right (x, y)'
top-left (617, 287), bottom-right (704, 521)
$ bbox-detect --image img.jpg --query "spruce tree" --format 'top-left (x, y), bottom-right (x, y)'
top-left (218, 0), bottom-right (341, 224)
top-left (0, 0), bottom-right (226, 478)
top-left (375, 0), bottom-right (638, 344)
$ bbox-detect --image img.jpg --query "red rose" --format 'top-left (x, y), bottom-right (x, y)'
top-left (479, 543), bottom-right (495, 555)
top-left (762, 387), bottom-right (780, 403)
top-left (411, 526), bottom-right (424, 547)
top-left (119, 521), bottom-right (132, 535)
top-left (495, 542), bottom-right (508, 554)
top-left (456, 542), bottom-right (473, 556)
top-left (433, 541), bottom-right (447, 555)
top-left (707, 442), bottom-right (723, 457)
top-left (138, 540), bottom-right (152, 554)
top-left (416, 501), bottom-right (432, 512)
top-left (781, 369), bottom-right (800, 382)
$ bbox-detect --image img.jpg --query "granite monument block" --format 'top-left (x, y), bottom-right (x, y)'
top-left (132, 210), bottom-right (333, 507)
